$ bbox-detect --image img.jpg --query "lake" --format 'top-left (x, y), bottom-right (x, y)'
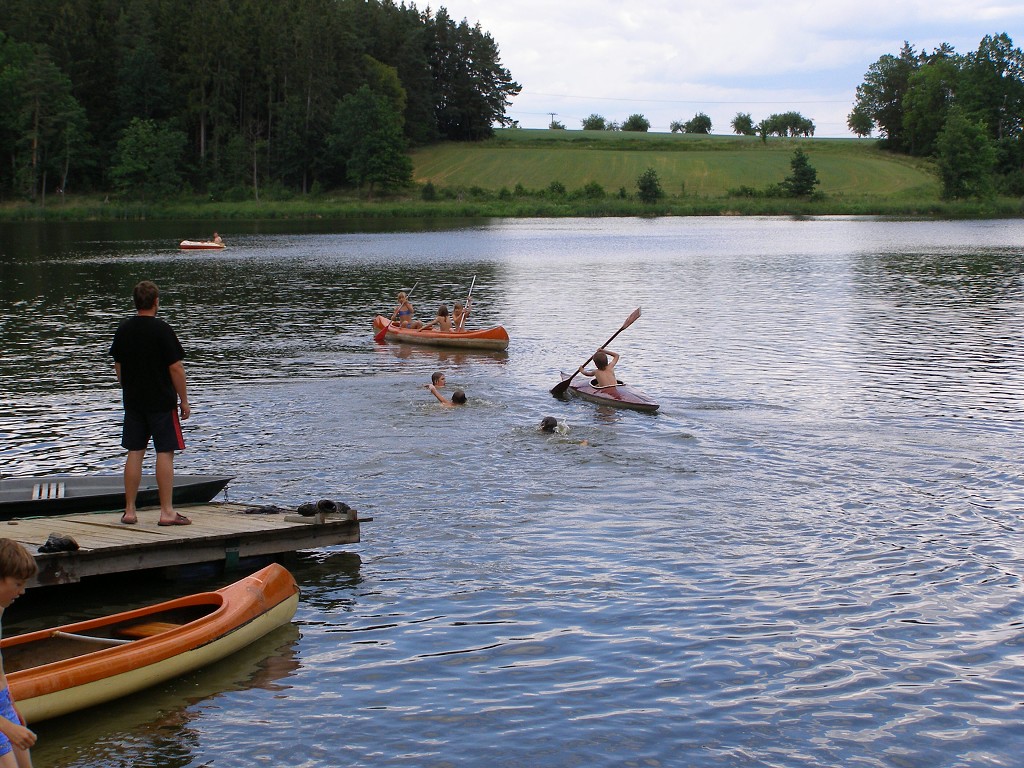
top-left (1, 216), bottom-right (1023, 767)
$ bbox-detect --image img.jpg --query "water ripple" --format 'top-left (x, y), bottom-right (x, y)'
top-left (6, 218), bottom-right (1024, 767)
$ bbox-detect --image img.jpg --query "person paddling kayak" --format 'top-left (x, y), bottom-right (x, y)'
top-left (579, 348), bottom-right (620, 387)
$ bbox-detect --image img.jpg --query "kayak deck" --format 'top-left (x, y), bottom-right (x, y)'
top-left (560, 372), bottom-right (659, 413)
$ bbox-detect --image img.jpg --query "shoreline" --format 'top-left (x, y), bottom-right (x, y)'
top-left (2, 194), bottom-right (1023, 223)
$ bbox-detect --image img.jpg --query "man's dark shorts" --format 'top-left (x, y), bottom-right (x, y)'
top-left (122, 409), bottom-right (185, 452)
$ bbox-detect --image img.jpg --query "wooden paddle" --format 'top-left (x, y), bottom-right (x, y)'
top-left (375, 281), bottom-right (418, 343)
top-left (550, 307), bottom-right (641, 399)
top-left (459, 275), bottom-right (476, 330)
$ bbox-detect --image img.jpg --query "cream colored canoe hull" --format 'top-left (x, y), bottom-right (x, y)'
top-left (5, 564), bottom-right (299, 722)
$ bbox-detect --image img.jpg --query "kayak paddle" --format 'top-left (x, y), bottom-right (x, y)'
top-left (550, 307), bottom-right (641, 399)
top-left (375, 280), bottom-right (418, 343)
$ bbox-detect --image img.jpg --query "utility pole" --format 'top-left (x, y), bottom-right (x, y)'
top-left (548, 112), bottom-right (558, 127)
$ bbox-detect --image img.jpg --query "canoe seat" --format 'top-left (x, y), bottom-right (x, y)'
top-left (52, 630), bottom-right (132, 647)
top-left (115, 621), bottom-right (182, 639)
top-left (31, 482), bottom-right (65, 500)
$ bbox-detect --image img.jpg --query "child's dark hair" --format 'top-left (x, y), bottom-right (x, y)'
top-left (540, 416), bottom-right (557, 432)
top-left (437, 304), bottom-right (449, 317)
top-left (452, 389), bottom-right (467, 404)
top-left (593, 351), bottom-right (609, 369)
top-left (0, 538), bottom-right (38, 580)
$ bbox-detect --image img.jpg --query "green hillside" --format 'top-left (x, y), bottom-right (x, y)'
top-left (412, 129), bottom-right (940, 199)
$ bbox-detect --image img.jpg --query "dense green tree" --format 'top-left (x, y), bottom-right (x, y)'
top-left (0, 32), bottom-right (34, 197)
top-left (581, 114), bottom-right (606, 130)
top-left (935, 106), bottom-right (996, 199)
top-left (427, 9), bottom-right (520, 141)
top-left (847, 106), bottom-right (873, 137)
top-left (851, 42), bottom-right (921, 150)
top-left (0, 0), bottom-right (521, 196)
top-left (902, 52), bottom-right (960, 156)
top-left (781, 148), bottom-right (820, 197)
top-left (851, 32), bottom-right (1024, 196)
top-left (110, 117), bottom-right (187, 200)
top-left (959, 34), bottom-right (1024, 143)
top-left (622, 113), bottom-right (650, 132)
top-left (683, 112), bottom-right (712, 134)
top-left (636, 167), bottom-right (663, 202)
top-left (329, 84), bottom-right (412, 197)
top-left (759, 111), bottom-right (815, 137)
top-left (731, 112), bottom-right (755, 135)
top-left (0, 43), bottom-right (86, 201)
top-left (114, 0), bottom-right (173, 127)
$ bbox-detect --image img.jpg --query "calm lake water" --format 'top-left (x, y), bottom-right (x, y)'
top-left (2, 216), bottom-right (1023, 767)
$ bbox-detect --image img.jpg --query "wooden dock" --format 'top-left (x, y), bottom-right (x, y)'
top-left (5, 503), bottom-right (368, 589)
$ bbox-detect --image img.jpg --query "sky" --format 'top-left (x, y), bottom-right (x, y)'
top-left (435, 0), bottom-right (1024, 137)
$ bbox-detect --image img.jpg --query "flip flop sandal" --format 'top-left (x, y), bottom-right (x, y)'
top-left (158, 513), bottom-right (192, 526)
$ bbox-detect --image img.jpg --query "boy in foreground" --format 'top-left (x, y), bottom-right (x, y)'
top-left (0, 538), bottom-right (38, 767)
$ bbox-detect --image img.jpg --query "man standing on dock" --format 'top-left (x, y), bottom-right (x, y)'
top-left (109, 280), bottom-right (193, 526)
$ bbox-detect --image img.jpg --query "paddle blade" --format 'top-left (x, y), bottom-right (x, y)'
top-left (550, 374), bottom-right (575, 399)
top-left (622, 307), bottom-right (641, 329)
top-left (373, 321), bottom-right (390, 343)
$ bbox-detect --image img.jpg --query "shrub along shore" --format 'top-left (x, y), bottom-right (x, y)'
top-left (3, 131), bottom-right (1022, 222)
top-left (3, 194), bottom-right (1022, 222)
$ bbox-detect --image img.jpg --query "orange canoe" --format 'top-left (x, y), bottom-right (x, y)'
top-left (4, 563), bottom-right (299, 722)
top-left (373, 314), bottom-right (509, 350)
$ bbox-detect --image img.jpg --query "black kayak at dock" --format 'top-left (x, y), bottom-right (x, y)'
top-left (0, 474), bottom-right (233, 519)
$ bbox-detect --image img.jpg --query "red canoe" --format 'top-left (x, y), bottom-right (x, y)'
top-left (373, 315), bottom-right (509, 351)
top-left (559, 372), bottom-right (659, 413)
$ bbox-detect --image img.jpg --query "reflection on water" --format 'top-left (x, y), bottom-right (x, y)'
top-left (3, 217), bottom-right (1024, 767)
top-left (29, 623), bottom-right (301, 767)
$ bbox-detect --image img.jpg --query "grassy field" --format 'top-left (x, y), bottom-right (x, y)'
top-left (412, 129), bottom-right (940, 199)
top-left (4, 129), bottom-right (1022, 221)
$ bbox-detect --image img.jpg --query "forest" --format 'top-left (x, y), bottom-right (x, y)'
top-left (0, 0), bottom-right (520, 202)
top-left (849, 33), bottom-right (1024, 198)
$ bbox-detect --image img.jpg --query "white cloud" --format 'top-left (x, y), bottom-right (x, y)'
top-left (438, 0), bottom-right (1024, 135)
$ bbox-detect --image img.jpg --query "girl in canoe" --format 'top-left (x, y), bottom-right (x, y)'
top-left (0, 538), bottom-right (39, 767)
top-left (394, 292), bottom-right (422, 329)
top-left (423, 304), bottom-right (452, 333)
top-left (579, 348), bottom-right (620, 387)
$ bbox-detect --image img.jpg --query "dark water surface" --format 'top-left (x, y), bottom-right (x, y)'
top-left (2, 217), bottom-right (1023, 767)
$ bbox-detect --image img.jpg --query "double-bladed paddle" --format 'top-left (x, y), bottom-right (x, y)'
top-left (550, 307), bottom-right (641, 399)
top-left (375, 281), bottom-right (418, 343)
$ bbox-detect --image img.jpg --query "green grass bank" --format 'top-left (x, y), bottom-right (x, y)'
top-left (3, 130), bottom-right (1023, 221)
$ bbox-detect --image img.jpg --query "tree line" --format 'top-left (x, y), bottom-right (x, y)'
top-left (849, 33), bottom-right (1024, 198)
top-left (572, 111), bottom-right (815, 138)
top-left (0, 0), bottom-right (520, 202)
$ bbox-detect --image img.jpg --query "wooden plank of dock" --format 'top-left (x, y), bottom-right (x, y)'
top-left (4, 502), bottom-right (369, 588)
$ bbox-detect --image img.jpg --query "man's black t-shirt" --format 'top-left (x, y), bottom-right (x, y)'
top-left (109, 315), bottom-right (185, 412)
